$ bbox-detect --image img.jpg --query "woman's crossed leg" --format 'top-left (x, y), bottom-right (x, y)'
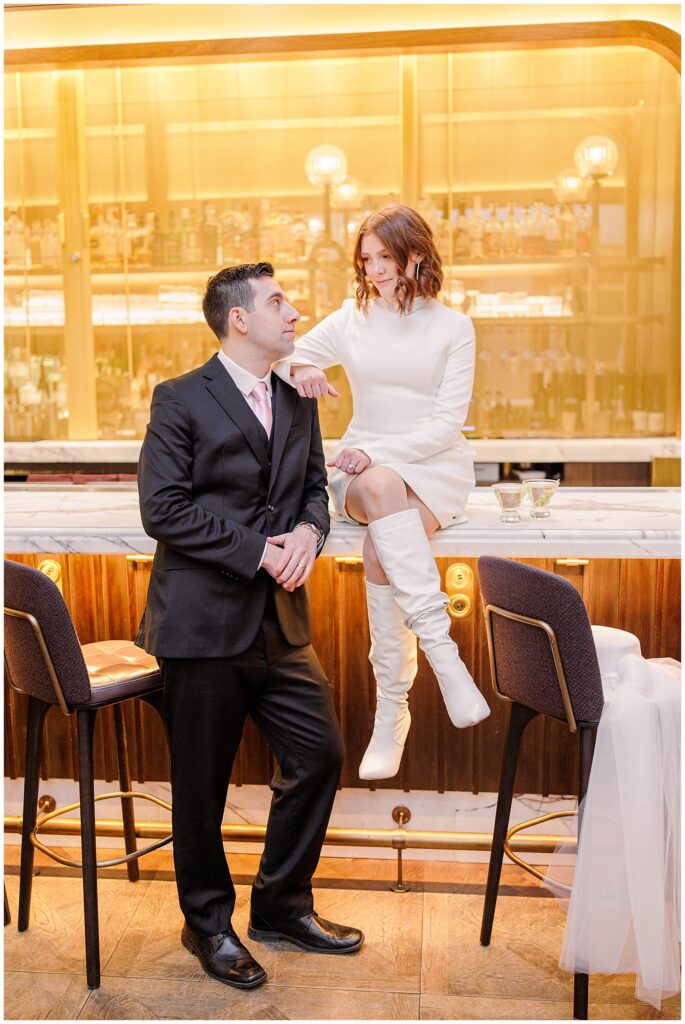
top-left (344, 467), bottom-right (439, 583)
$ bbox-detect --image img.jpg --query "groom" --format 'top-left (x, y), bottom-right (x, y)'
top-left (136, 263), bottom-right (362, 989)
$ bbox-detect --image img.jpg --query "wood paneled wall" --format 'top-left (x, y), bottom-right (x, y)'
top-left (4, 552), bottom-right (680, 796)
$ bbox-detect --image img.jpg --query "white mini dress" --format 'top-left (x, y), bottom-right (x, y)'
top-left (273, 297), bottom-right (476, 529)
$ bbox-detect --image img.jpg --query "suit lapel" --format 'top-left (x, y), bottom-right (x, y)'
top-left (268, 374), bottom-right (297, 488)
top-left (202, 354), bottom-right (270, 476)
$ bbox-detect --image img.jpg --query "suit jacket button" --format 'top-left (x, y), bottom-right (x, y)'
top-left (267, 504), bottom-right (276, 512)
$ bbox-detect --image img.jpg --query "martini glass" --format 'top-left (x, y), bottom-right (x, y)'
top-left (492, 482), bottom-right (525, 523)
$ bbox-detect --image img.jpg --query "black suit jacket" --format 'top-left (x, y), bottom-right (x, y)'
top-left (135, 353), bottom-right (330, 658)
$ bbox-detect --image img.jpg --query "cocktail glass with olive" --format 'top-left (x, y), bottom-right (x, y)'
top-left (526, 478), bottom-right (560, 518)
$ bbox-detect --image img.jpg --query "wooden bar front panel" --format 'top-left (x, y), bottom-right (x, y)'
top-left (4, 552), bottom-right (680, 795)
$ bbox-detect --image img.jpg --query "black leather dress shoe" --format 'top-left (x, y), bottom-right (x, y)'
top-left (248, 911), bottom-right (364, 954)
top-left (181, 922), bottom-right (267, 988)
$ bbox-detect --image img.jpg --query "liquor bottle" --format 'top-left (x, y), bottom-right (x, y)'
top-left (257, 200), bottom-right (274, 262)
top-left (239, 205), bottom-right (258, 262)
top-left (468, 195), bottom-right (484, 258)
top-left (480, 390), bottom-right (495, 435)
top-left (546, 206), bottom-right (559, 256)
top-left (532, 202), bottom-right (546, 257)
top-left (646, 373), bottom-right (667, 434)
top-left (126, 212), bottom-right (142, 265)
top-left (484, 203), bottom-right (502, 257)
top-left (185, 207), bottom-right (203, 264)
top-left (575, 204), bottom-right (591, 255)
top-left (611, 383), bottom-right (631, 434)
top-left (558, 205), bottom-right (575, 257)
top-left (501, 203), bottom-right (520, 257)
top-left (5, 209), bottom-right (25, 269)
top-left (562, 285), bottom-right (575, 317)
top-left (42, 219), bottom-right (61, 269)
top-left (292, 211), bottom-right (309, 259)
top-left (453, 200), bottom-right (470, 259)
top-left (150, 213), bottom-right (164, 266)
top-left (273, 207), bottom-right (294, 261)
top-left (89, 207), bottom-right (106, 267)
top-left (136, 212), bottom-right (154, 267)
top-left (631, 390), bottom-right (649, 435)
top-left (560, 397), bottom-right (579, 436)
top-left (201, 204), bottom-right (219, 264)
top-left (103, 207), bottom-right (122, 267)
top-left (28, 219), bottom-right (43, 269)
top-left (492, 390), bottom-right (506, 433)
top-left (520, 206), bottom-right (535, 256)
top-left (179, 207), bottom-right (191, 263)
top-left (163, 209), bottom-right (182, 265)
top-left (432, 208), bottom-right (448, 259)
top-left (593, 365), bottom-right (612, 435)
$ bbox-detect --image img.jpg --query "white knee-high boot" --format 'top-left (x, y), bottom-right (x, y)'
top-left (367, 508), bottom-right (490, 729)
top-left (358, 580), bottom-right (418, 781)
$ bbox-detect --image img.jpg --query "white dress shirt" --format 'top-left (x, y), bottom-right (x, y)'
top-left (217, 348), bottom-right (272, 567)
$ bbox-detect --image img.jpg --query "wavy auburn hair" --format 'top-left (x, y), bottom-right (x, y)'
top-left (353, 204), bottom-right (443, 315)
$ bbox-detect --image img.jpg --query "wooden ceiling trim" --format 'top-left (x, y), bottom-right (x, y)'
top-left (4, 20), bottom-right (680, 74)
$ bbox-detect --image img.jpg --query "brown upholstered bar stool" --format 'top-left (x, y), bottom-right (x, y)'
top-left (477, 556), bottom-right (605, 1021)
top-left (4, 559), bottom-right (171, 989)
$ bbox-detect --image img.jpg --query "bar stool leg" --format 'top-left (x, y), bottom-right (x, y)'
top-left (113, 703), bottom-right (139, 883)
top-left (18, 697), bottom-right (49, 932)
top-left (572, 725), bottom-right (597, 1021)
top-left (77, 709), bottom-right (101, 990)
top-left (480, 702), bottom-right (538, 946)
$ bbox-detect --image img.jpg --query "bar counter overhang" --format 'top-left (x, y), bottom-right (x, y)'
top-left (4, 485), bottom-right (680, 558)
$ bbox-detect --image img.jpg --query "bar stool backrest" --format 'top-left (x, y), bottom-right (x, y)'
top-left (478, 556), bottom-right (604, 728)
top-left (4, 560), bottom-right (91, 711)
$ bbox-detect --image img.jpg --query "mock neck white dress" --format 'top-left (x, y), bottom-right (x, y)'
top-left (273, 297), bottom-right (476, 529)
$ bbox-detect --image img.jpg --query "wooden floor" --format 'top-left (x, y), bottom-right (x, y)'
top-left (4, 846), bottom-right (680, 1021)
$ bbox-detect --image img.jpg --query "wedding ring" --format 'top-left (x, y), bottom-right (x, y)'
top-left (297, 562), bottom-right (305, 568)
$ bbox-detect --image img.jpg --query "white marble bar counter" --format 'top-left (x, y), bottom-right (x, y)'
top-left (5, 437), bottom-right (681, 466)
top-left (4, 486), bottom-right (680, 559)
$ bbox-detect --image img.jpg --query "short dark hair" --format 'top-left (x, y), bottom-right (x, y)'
top-left (202, 262), bottom-right (274, 340)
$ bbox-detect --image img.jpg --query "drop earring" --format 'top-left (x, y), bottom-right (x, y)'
top-left (414, 261), bottom-right (421, 282)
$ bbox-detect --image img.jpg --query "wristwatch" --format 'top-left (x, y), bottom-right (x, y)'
top-left (295, 521), bottom-right (324, 546)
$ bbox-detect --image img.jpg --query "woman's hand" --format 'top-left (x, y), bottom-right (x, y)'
top-left (291, 364), bottom-right (339, 399)
top-left (326, 447), bottom-right (371, 475)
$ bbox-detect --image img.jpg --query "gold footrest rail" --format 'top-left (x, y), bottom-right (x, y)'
top-left (503, 809), bottom-right (575, 891)
top-left (5, 809), bottom-right (575, 856)
top-left (30, 790), bottom-right (173, 870)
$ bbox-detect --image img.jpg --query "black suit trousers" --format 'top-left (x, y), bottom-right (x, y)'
top-left (161, 602), bottom-right (344, 936)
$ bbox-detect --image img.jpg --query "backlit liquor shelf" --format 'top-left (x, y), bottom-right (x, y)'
top-left (4, 25), bottom-right (679, 445)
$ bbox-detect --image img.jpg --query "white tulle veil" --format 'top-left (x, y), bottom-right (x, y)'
top-left (543, 656), bottom-right (680, 1010)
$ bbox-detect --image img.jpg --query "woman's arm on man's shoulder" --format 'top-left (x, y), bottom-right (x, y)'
top-left (271, 300), bottom-right (352, 388)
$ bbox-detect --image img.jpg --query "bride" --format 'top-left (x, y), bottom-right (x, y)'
top-left (273, 204), bottom-right (490, 779)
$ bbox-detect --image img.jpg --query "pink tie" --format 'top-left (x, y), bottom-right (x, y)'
top-left (250, 381), bottom-right (273, 439)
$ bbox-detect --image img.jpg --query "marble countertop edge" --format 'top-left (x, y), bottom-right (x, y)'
top-left (5, 436), bottom-right (682, 465)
